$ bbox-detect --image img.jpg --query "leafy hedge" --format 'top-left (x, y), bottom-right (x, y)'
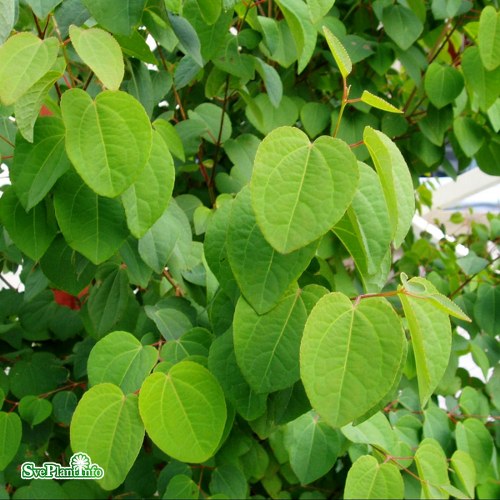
top-left (0, 0), bottom-right (499, 499)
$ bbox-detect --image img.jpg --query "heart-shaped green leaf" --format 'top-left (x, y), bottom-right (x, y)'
top-left (0, 33), bottom-right (59, 105)
top-left (251, 126), bottom-right (358, 253)
top-left (344, 455), bottom-right (404, 499)
top-left (363, 127), bottom-right (415, 248)
top-left (234, 287), bottom-right (308, 394)
top-left (139, 361), bottom-right (226, 463)
top-left (301, 293), bottom-right (405, 427)
top-left (54, 171), bottom-right (129, 264)
top-left (70, 383), bottom-right (144, 490)
top-left (69, 25), bottom-right (124, 90)
top-left (227, 187), bottom-right (316, 314)
top-left (88, 331), bottom-right (158, 393)
top-left (0, 412), bottom-right (22, 470)
top-left (61, 89), bottom-right (152, 197)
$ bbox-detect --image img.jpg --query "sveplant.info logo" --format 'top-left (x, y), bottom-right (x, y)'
top-left (20, 452), bottom-right (104, 480)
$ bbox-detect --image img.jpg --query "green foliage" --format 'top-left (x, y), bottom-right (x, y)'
top-left (0, 1), bottom-right (498, 499)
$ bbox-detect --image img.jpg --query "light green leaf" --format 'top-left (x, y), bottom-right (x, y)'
top-left (0, 186), bottom-right (56, 260)
top-left (300, 293), bottom-right (405, 427)
top-left (382, 4), bottom-right (423, 50)
top-left (88, 331), bottom-right (157, 393)
top-left (399, 290), bottom-right (452, 407)
top-left (138, 361), bottom-right (226, 463)
top-left (307, 0), bottom-right (336, 24)
top-left (457, 250), bottom-right (489, 275)
top-left (456, 418), bottom-right (496, 484)
top-left (400, 275), bottom-right (471, 321)
top-left (360, 90), bottom-right (402, 113)
top-left (276, 0), bottom-right (317, 73)
top-left (145, 297), bottom-right (196, 341)
top-left (478, 6), bottom-right (500, 71)
top-left (333, 162), bottom-right (392, 292)
top-left (188, 102), bottom-right (232, 144)
top-left (26, 0), bottom-right (63, 18)
top-left (195, 0), bottom-right (221, 24)
top-left (251, 126), bottom-right (358, 253)
top-left (54, 171), bottom-right (129, 265)
top-left (283, 411), bottom-right (340, 484)
top-left (462, 46), bottom-right (500, 112)
top-left (451, 450), bottom-right (476, 499)
top-left (61, 88), bottom-right (152, 197)
top-left (69, 25), bottom-right (124, 90)
top-left (363, 126), bottom-right (415, 248)
top-left (18, 396), bottom-right (52, 426)
top-left (227, 187), bottom-right (316, 314)
top-left (208, 330), bottom-right (267, 421)
top-left (323, 25), bottom-right (352, 78)
top-left (424, 62), bottom-right (464, 109)
top-left (0, 412), bottom-right (22, 470)
top-left (83, 0), bottom-right (146, 35)
top-left (414, 438), bottom-right (450, 499)
top-left (10, 117), bottom-right (71, 211)
top-left (233, 287), bottom-right (308, 393)
top-left (153, 118), bottom-right (185, 161)
top-left (0, 33), bottom-right (59, 105)
top-left (122, 130), bottom-right (175, 238)
top-left (0, 0), bottom-right (16, 45)
top-left (344, 455), bottom-right (404, 499)
top-left (14, 58), bottom-right (65, 143)
top-left (70, 383), bottom-right (145, 490)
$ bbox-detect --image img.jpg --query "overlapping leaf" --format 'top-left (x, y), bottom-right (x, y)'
top-left (301, 293), bottom-right (405, 427)
top-left (251, 126), bottom-right (358, 253)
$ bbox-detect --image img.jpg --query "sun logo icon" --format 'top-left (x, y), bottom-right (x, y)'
top-left (70, 452), bottom-right (91, 476)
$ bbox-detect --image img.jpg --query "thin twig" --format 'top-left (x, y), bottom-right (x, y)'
top-left (162, 268), bottom-right (185, 297)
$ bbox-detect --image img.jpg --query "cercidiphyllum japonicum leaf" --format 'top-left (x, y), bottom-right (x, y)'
top-left (53, 171), bottom-right (129, 265)
top-left (399, 275), bottom-right (471, 322)
top-left (233, 287), bottom-right (308, 394)
top-left (300, 293), bottom-right (406, 428)
top-left (208, 330), bottom-right (267, 421)
top-left (69, 25), bottom-right (124, 91)
top-left (0, 33), bottom-right (59, 106)
top-left (322, 25), bottom-right (352, 78)
top-left (87, 331), bottom-right (157, 394)
top-left (0, 186), bottom-right (57, 261)
top-left (359, 91), bottom-right (402, 114)
top-left (204, 199), bottom-right (239, 300)
top-left (450, 450), bottom-right (476, 499)
top-left (478, 6), bottom-right (500, 71)
top-left (275, 0), bottom-right (317, 73)
top-left (363, 127), bottom-right (415, 248)
top-left (14, 58), bottom-right (66, 143)
top-left (283, 411), bottom-right (341, 484)
top-left (138, 361), bottom-right (227, 463)
top-left (344, 455), bottom-right (404, 499)
top-left (333, 162), bottom-right (392, 292)
top-left (60, 88), bottom-right (152, 198)
top-left (83, 0), bottom-right (147, 36)
top-left (414, 438), bottom-right (451, 499)
top-left (227, 187), bottom-right (317, 314)
top-left (0, 0), bottom-right (16, 45)
top-left (382, 4), bottom-right (423, 51)
top-left (10, 117), bottom-right (71, 211)
top-left (250, 126), bottom-right (359, 254)
top-left (0, 411), bottom-right (22, 471)
top-left (398, 289), bottom-right (452, 408)
top-left (70, 383), bottom-right (145, 491)
top-left (121, 130), bottom-right (175, 238)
